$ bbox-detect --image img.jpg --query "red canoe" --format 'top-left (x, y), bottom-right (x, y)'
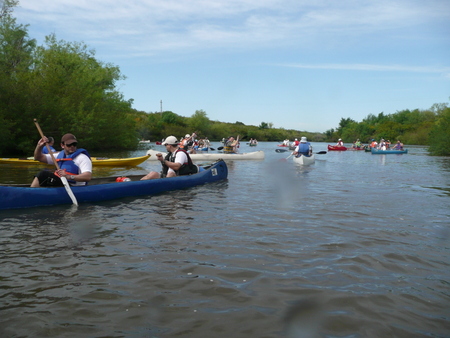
top-left (328, 145), bottom-right (347, 151)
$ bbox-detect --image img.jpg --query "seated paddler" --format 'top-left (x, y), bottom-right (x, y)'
top-left (31, 133), bottom-right (92, 187)
top-left (141, 135), bottom-right (199, 180)
top-left (293, 136), bottom-right (312, 157)
top-left (224, 136), bottom-right (239, 153)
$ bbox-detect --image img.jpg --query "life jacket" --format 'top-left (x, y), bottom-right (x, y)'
top-left (161, 149), bottom-right (198, 177)
top-left (56, 148), bottom-right (91, 183)
top-left (297, 142), bottom-right (311, 156)
top-left (180, 138), bottom-right (194, 150)
top-left (42, 146), bottom-right (56, 154)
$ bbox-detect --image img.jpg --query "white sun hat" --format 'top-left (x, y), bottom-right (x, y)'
top-left (162, 136), bottom-right (178, 145)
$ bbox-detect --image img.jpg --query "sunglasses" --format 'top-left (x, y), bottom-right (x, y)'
top-left (65, 142), bottom-right (78, 147)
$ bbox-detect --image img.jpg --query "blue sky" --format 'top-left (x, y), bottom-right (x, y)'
top-left (13, 0), bottom-right (450, 132)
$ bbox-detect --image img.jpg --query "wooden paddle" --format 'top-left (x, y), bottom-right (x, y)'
top-left (34, 119), bottom-right (78, 206)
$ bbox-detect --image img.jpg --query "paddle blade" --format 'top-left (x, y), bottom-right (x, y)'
top-left (60, 176), bottom-right (78, 206)
top-left (275, 149), bottom-right (288, 153)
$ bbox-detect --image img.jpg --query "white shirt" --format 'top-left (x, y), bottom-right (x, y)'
top-left (174, 150), bottom-right (188, 165)
top-left (44, 152), bottom-right (92, 186)
top-left (167, 150), bottom-right (188, 175)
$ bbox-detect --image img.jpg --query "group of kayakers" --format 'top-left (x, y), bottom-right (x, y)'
top-left (369, 138), bottom-right (404, 150)
top-left (30, 131), bottom-right (406, 189)
top-left (339, 138), bottom-right (405, 151)
top-left (176, 133), bottom-right (216, 154)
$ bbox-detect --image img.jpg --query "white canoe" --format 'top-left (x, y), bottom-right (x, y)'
top-left (293, 154), bottom-right (315, 165)
top-left (147, 149), bottom-right (265, 161)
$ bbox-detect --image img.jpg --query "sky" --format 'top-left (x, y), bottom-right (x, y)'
top-left (12, 0), bottom-right (450, 132)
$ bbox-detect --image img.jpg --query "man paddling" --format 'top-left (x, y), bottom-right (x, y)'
top-left (141, 135), bottom-right (198, 180)
top-left (293, 136), bottom-right (312, 157)
top-left (31, 133), bottom-right (92, 187)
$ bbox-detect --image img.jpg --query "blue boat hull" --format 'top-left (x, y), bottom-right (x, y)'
top-left (371, 148), bottom-right (408, 154)
top-left (0, 160), bottom-right (228, 210)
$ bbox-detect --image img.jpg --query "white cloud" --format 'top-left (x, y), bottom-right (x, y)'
top-left (15, 0), bottom-right (450, 56)
top-left (281, 63), bottom-right (450, 74)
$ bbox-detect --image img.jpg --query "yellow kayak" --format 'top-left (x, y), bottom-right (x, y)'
top-left (0, 154), bottom-right (150, 167)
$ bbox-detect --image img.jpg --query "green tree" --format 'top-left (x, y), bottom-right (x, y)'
top-left (188, 110), bottom-right (210, 136)
top-left (0, 0), bottom-right (36, 154)
top-left (428, 105), bottom-right (450, 155)
top-left (26, 34), bottom-right (137, 151)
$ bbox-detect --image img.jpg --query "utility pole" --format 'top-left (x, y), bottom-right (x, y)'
top-left (160, 100), bottom-right (162, 113)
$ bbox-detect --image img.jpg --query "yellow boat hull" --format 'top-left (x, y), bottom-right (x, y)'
top-left (0, 154), bottom-right (150, 167)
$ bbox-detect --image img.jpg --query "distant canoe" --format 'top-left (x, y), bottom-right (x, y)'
top-left (371, 148), bottom-right (408, 154)
top-left (328, 145), bottom-right (347, 151)
top-left (147, 149), bottom-right (265, 161)
top-left (0, 154), bottom-right (150, 167)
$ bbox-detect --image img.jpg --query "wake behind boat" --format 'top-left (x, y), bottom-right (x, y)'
top-left (146, 149), bottom-right (265, 161)
top-left (0, 160), bottom-right (228, 210)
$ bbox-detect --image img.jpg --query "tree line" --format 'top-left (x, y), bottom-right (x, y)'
top-left (1, 1), bottom-right (448, 156)
top-left (134, 109), bottom-right (326, 145)
top-left (324, 103), bottom-right (450, 155)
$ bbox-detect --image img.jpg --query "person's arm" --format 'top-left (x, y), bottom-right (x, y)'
top-left (157, 152), bottom-right (183, 171)
top-left (67, 154), bottom-right (92, 182)
top-left (169, 151), bottom-right (187, 171)
top-left (34, 137), bottom-right (51, 163)
top-left (56, 169), bottom-right (92, 182)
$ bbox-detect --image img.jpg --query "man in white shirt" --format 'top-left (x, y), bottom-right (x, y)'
top-left (141, 135), bottom-right (198, 180)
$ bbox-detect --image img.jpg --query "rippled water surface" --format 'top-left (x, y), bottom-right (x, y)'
top-left (0, 142), bottom-right (449, 337)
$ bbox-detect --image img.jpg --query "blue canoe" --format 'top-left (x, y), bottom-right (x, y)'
top-left (371, 148), bottom-right (408, 154)
top-left (0, 160), bottom-right (228, 210)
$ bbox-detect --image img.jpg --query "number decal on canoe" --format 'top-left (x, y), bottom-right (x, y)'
top-left (211, 168), bottom-right (218, 176)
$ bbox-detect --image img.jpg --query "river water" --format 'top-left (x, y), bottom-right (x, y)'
top-left (0, 142), bottom-right (449, 337)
